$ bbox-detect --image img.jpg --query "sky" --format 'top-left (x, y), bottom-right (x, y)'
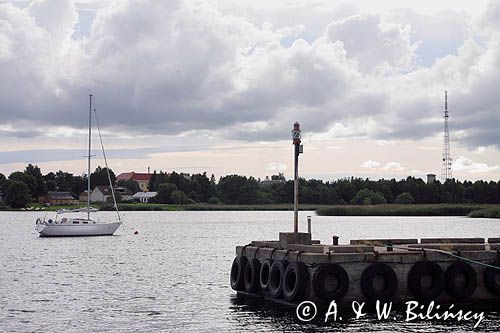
top-left (0, 0), bottom-right (499, 182)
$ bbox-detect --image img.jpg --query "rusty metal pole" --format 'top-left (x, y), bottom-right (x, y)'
top-left (294, 142), bottom-right (299, 233)
top-left (292, 122), bottom-right (301, 234)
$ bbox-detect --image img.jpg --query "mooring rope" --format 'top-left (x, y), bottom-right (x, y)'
top-left (389, 245), bottom-right (500, 270)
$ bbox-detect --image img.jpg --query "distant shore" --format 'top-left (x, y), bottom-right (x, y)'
top-left (316, 204), bottom-right (500, 218)
top-left (2, 203), bottom-right (500, 218)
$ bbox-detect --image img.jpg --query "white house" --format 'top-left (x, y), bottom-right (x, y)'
top-left (90, 186), bottom-right (133, 203)
top-left (90, 186), bottom-right (112, 203)
top-left (132, 191), bottom-right (158, 203)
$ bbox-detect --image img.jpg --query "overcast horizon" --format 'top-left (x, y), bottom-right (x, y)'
top-left (1, 0), bottom-right (499, 182)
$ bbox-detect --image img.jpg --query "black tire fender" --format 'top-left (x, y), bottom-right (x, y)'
top-left (269, 260), bottom-right (288, 298)
top-left (244, 259), bottom-right (261, 293)
top-left (408, 261), bottom-right (445, 301)
top-left (259, 259), bottom-right (272, 290)
top-left (283, 262), bottom-right (308, 301)
top-left (360, 263), bottom-right (398, 302)
top-left (312, 264), bottom-right (349, 302)
top-left (484, 261), bottom-right (500, 296)
top-left (445, 261), bottom-right (477, 299)
top-left (230, 256), bottom-right (247, 291)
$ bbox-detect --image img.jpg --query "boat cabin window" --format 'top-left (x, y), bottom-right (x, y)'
top-left (82, 221), bottom-right (89, 224)
top-left (72, 221), bottom-right (79, 224)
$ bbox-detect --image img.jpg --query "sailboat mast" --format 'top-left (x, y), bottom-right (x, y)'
top-left (88, 93), bottom-right (92, 220)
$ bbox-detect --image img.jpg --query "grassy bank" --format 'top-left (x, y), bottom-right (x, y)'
top-left (5, 203), bottom-right (500, 217)
top-left (468, 207), bottom-right (500, 219)
top-left (112, 203), bottom-right (330, 211)
top-left (316, 204), bottom-right (500, 217)
top-left (15, 202), bottom-right (330, 212)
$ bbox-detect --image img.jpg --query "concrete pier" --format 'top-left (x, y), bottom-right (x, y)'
top-left (231, 234), bottom-right (500, 307)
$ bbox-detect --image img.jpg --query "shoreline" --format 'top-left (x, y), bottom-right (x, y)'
top-left (2, 203), bottom-right (499, 218)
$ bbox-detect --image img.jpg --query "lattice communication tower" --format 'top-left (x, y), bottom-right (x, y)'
top-left (441, 91), bottom-right (452, 182)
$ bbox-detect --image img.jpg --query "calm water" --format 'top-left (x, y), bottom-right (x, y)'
top-left (0, 211), bottom-right (499, 332)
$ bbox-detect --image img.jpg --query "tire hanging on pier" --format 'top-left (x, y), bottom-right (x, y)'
top-left (484, 261), bottom-right (500, 295)
top-left (408, 261), bottom-right (445, 301)
top-left (313, 264), bottom-right (349, 302)
top-left (444, 261), bottom-right (477, 299)
top-left (360, 263), bottom-right (398, 302)
top-left (244, 259), bottom-right (261, 293)
top-left (283, 262), bottom-right (308, 301)
top-left (230, 256), bottom-right (247, 291)
top-left (269, 260), bottom-right (288, 298)
top-left (259, 260), bottom-right (273, 291)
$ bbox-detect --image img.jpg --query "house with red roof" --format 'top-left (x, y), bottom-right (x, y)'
top-left (116, 172), bottom-right (153, 191)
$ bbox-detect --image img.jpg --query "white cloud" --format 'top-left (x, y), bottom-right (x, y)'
top-left (266, 162), bottom-right (287, 172)
top-left (473, 146), bottom-right (487, 154)
top-left (0, 0), bottom-right (499, 152)
top-left (452, 156), bottom-right (499, 173)
top-left (361, 160), bottom-right (380, 168)
top-left (384, 162), bottom-right (405, 171)
top-left (324, 13), bottom-right (417, 74)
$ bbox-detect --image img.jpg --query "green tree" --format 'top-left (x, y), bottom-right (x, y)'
top-left (156, 183), bottom-right (178, 204)
top-left (43, 172), bottom-right (57, 191)
top-left (25, 164), bottom-right (47, 197)
top-left (51, 171), bottom-right (86, 196)
top-left (4, 181), bottom-right (31, 208)
top-left (117, 179), bottom-right (141, 193)
top-left (90, 166), bottom-right (116, 189)
top-left (370, 192), bottom-right (387, 205)
top-left (336, 180), bottom-right (356, 203)
top-left (218, 175), bottom-right (260, 204)
top-left (148, 170), bottom-right (157, 191)
top-left (0, 173), bottom-right (7, 194)
top-left (9, 172), bottom-right (37, 197)
top-left (381, 184), bottom-right (395, 203)
top-left (351, 188), bottom-right (387, 205)
top-left (271, 173), bottom-right (286, 181)
top-left (170, 190), bottom-right (190, 204)
top-left (167, 172), bottom-right (192, 194)
top-left (207, 196), bottom-right (222, 204)
top-left (395, 192), bottom-right (414, 204)
top-left (151, 171), bottom-right (169, 192)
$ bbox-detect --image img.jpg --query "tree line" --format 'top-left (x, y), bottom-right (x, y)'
top-left (0, 164), bottom-right (499, 208)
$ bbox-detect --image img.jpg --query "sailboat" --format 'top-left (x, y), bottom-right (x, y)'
top-left (35, 94), bottom-right (122, 237)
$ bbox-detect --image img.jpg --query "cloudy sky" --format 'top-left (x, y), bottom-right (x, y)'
top-left (0, 0), bottom-right (499, 181)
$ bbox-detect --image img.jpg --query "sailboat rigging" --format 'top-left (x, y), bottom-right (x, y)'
top-left (35, 94), bottom-right (122, 237)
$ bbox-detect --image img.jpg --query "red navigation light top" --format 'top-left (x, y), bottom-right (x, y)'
top-left (292, 122), bottom-right (301, 144)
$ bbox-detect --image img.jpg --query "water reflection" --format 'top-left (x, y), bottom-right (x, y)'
top-left (228, 294), bottom-right (500, 332)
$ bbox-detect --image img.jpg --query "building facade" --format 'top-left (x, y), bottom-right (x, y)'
top-left (116, 172), bottom-right (153, 191)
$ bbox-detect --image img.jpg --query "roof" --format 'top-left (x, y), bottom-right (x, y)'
top-left (94, 186), bottom-right (113, 195)
top-left (47, 191), bottom-right (75, 200)
top-left (133, 192), bottom-right (158, 198)
top-left (117, 172), bottom-right (153, 182)
top-left (94, 186), bottom-right (133, 195)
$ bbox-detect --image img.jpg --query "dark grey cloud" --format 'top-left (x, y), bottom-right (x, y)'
top-left (0, 0), bottom-right (499, 150)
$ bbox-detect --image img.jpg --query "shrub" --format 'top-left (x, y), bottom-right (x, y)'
top-left (207, 196), bottom-right (222, 204)
top-left (351, 188), bottom-right (387, 205)
top-left (170, 190), bottom-right (190, 204)
top-left (395, 192), bottom-right (414, 204)
top-left (157, 183), bottom-right (178, 203)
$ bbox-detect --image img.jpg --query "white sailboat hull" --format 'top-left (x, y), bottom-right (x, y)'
top-left (36, 222), bottom-right (122, 237)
